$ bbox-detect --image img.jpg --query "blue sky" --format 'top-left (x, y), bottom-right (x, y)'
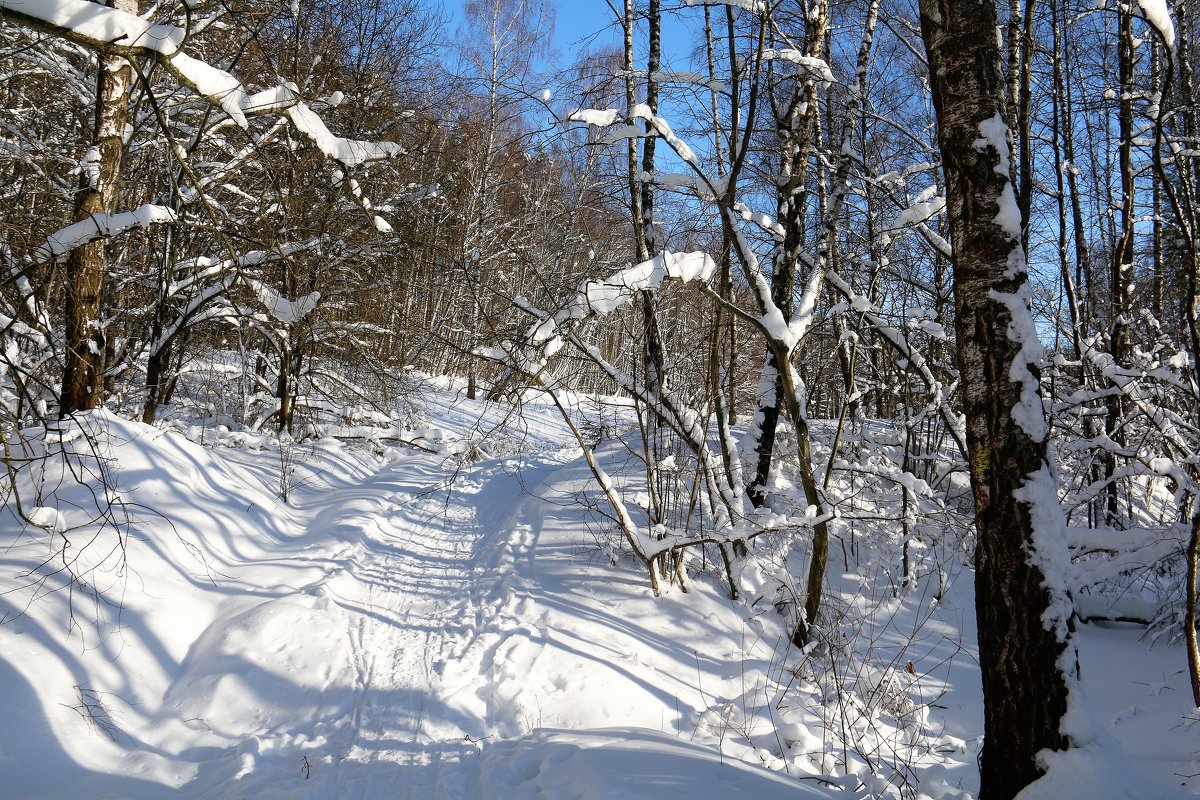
top-left (550, 0), bottom-right (620, 56)
top-left (444, 1), bottom-right (695, 71)
top-left (550, 0), bottom-right (697, 68)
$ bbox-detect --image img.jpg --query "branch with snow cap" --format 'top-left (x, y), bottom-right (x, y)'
top-left (758, 50), bottom-right (836, 84)
top-left (885, 187), bottom-right (945, 240)
top-left (683, 0), bottom-right (765, 12)
top-left (532, 250), bottom-right (718, 344)
top-left (247, 280), bottom-right (320, 326)
top-left (1136, 0), bottom-right (1176, 51)
top-left (34, 204), bottom-right (176, 262)
top-left (478, 251), bottom-right (718, 380)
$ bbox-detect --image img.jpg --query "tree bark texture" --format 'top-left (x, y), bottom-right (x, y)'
top-left (919, 1), bottom-right (1074, 797)
top-left (60, 0), bottom-right (137, 416)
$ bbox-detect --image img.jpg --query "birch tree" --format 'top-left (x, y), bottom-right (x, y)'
top-left (918, 1), bottom-right (1078, 796)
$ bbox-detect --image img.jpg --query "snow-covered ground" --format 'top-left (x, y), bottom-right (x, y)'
top-left (1, 384), bottom-right (1198, 799)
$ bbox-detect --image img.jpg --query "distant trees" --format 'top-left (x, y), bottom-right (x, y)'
top-left (480, 0), bottom-right (964, 649)
top-left (448, 0), bottom-right (556, 400)
top-left (0, 0), bottom-right (422, 430)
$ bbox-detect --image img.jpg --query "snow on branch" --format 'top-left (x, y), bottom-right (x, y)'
top-left (886, 188), bottom-right (945, 237)
top-left (759, 50), bottom-right (836, 84)
top-left (35, 203), bottom-right (176, 262)
top-left (534, 249), bottom-right (716, 335)
top-left (479, 251), bottom-right (716, 381)
top-left (656, 173), bottom-right (729, 203)
top-left (284, 99), bottom-right (401, 168)
top-left (683, 0), bottom-right (765, 12)
top-left (0, 0), bottom-right (403, 167)
top-left (568, 105), bottom-right (701, 168)
top-left (567, 108), bottom-right (620, 126)
top-left (248, 280), bottom-right (320, 325)
top-left (6, 0), bottom-right (184, 55)
top-left (631, 105), bottom-right (699, 166)
top-left (1137, 0), bottom-right (1175, 50)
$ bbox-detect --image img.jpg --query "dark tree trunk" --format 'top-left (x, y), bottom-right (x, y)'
top-left (918, 1), bottom-right (1076, 798)
top-left (277, 342), bottom-right (293, 434)
top-left (142, 341), bottom-right (172, 425)
top-left (750, 1), bottom-right (830, 507)
top-left (1104, 5), bottom-right (1137, 526)
top-left (639, 0), bottom-right (667, 412)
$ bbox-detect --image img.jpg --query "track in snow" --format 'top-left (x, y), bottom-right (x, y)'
top-left (275, 450), bottom-right (570, 799)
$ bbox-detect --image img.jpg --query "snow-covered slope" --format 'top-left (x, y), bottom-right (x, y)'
top-left (2, 393), bottom-right (1198, 799)
top-left (0, 404), bottom-right (839, 798)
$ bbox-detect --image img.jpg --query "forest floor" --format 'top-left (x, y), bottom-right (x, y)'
top-left (0, 380), bottom-right (1197, 799)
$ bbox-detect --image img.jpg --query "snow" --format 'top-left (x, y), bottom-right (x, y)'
top-left (631, 105), bottom-right (699, 165)
top-left (25, 505), bottom-right (65, 532)
top-left (286, 100), bottom-right (403, 166)
top-left (3, 381), bottom-right (1200, 799)
top-left (519, 250), bottom-right (717, 360)
top-left (0, 399), bottom-right (852, 799)
top-left (481, 728), bottom-right (831, 798)
top-left (760, 50), bottom-right (836, 84)
top-left (971, 115), bottom-right (1024, 238)
top-left (890, 191), bottom-right (945, 233)
top-left (600, 123), bottom-right (645, 144)
top-left (3, 0), bottom-right (185, 55)
top-left (989, 280), bottom-right (1047, 442)
top-left (1137, 0), bottom-right (1176, 50)
top-left (994, 182), bottom-right (1023, 238)
top-left (568, 108), bottom-right (620, 126)
top-left (35, 203), bottom-right (177, 261)
top-left (3, 0), bottom-right (246, 126)
top-left (1013, 464), bottom-right (1081, 703)
top-left (249, 279), bottom-right (321, 324)
top-left (1021, 744), bottom-right (1193, 800)
top-left (79, 146), bottom-right (100, 188)
top-left (170, 51), bottom-right (249, 127)
top-left (975, 114), bottom-right (1012, 178)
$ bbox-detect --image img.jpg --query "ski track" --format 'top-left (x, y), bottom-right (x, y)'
top-left (273, 450), bottom-right (568, 799)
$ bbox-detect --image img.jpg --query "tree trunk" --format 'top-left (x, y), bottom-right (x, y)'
top-left (277, 340), bottom-right (293, 434)
top-left (1187, 511), bottom-right (1200, 706)
top-left (919, 1), bottom-right (1077, 797)
top-left (60, 0), bottom-right (137, 416)
top-left (142, 341), bottom-right (172, 425)
top-left (750, 0), bottom-right (830, 507)
top-left (1104, 5), bottom-right (1137, 527)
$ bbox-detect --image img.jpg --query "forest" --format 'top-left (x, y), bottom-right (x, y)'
top-left (0, 0), bottom-right (1197, 798)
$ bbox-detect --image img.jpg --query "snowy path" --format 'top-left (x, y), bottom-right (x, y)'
top-left (0, 415), bottom-right (848, 799)
top-left (4, 407), bottom-right (1200, 798)
top-left (178, 444), bottom-right (814, 799)
top-left (242, 451), bottom-right (570, 798)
